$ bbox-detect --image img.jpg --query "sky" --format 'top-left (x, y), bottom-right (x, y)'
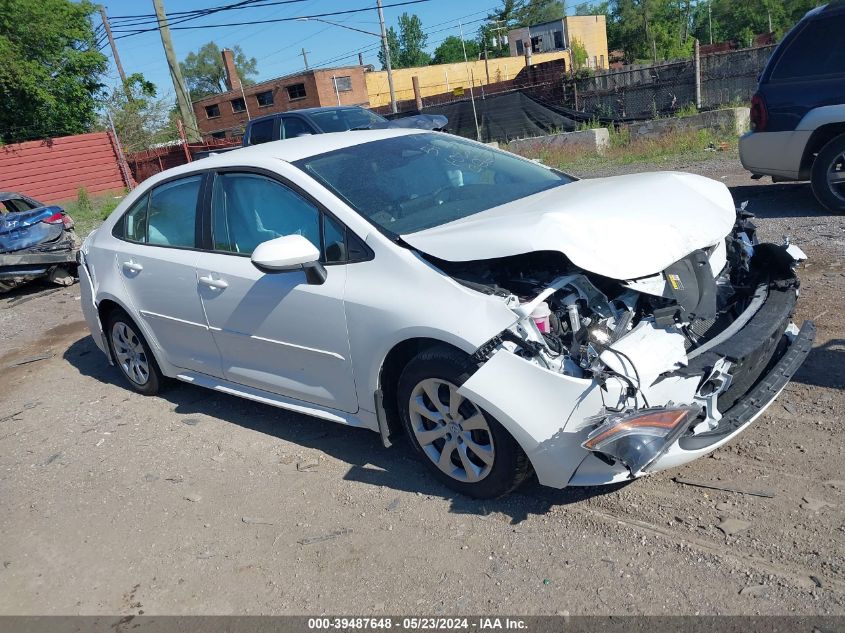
top-left (97, 0), bottom-right (507, 100)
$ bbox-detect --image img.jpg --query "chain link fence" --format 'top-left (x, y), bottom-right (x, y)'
top-left (562, 44), bottom-right (776, 120)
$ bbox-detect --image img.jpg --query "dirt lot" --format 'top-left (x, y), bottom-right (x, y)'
top-left (0, 155), bottom-right (843, 616)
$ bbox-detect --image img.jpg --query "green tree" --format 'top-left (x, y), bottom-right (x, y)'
top-left (570, 37), bottom-right (589, 69)
top-left (104, 73), bottom-right (177, 155)
top-left (432, 36), bottom-right (480, 64)
top-left (0, 0), bottom-right (107, 143)
top-left (180, 42), bottom-right (257, 99)
top-left (515, 0), bottom-right (565, 26)
top-left (378, 26), bottom-right (401, 70)
top-left (379, 13), bottom-right (430, 69)
top-left (690, 0), bottom-right (820, 46)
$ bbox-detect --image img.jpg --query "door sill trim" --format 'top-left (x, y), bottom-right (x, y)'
top-left (175, 370), bottom-right (366, 427)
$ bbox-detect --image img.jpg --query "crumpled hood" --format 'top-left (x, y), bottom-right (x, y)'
top-left (402, 171), bottom-right (736, 280)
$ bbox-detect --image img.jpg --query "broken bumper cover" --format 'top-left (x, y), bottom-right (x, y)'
top-left (577, 302), bottom-right (815, 484)
top-left (0, 232), bottom-right (81, 282)
top-left (460, 278), bottom-right (814, 489)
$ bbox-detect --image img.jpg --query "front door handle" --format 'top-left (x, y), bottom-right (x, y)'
top-left (199, 275), bottom-right (229, 290)
top-left (122, 260), bottom-right (143, 273)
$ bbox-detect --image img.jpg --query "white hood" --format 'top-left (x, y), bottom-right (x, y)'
top-left (402, 171), bottom-right (736, 280)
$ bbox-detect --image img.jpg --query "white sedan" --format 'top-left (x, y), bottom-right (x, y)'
top-left (78, 129), bottom-right (814, 498)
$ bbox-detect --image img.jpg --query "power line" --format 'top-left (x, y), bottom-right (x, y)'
top-left (111, 0), bottom-right (433, 39)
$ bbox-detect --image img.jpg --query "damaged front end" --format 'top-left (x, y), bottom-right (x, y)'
top-left (438, 208), bottom-right (814, 488)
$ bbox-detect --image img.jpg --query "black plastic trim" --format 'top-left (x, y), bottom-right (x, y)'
top-left (679, 320), bottom-right (815, 450)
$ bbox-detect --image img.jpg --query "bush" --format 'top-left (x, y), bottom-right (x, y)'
top-left (76, 187), bottom-right (93, 215)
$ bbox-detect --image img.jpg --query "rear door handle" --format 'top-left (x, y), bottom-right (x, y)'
top-left (199, 275), bottom-right (229, 290)
top-left (122, 260), bottom-right (143, 273)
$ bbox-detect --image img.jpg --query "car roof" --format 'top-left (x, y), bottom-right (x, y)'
top-left (0, 191), bottom-right (40, 203)
top-left (250, 105), bottom-right (371, 123)
top-left (142, 128), bottom-right (430, 185)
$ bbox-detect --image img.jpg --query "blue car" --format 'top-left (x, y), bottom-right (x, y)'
top-left (242, 106), bottom-right (447, 147)
top-left (739, 2), bottom-right (845, 213)
top-left (0, 192), bottom-right (80, 292)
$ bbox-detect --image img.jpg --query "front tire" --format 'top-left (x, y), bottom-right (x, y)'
top-left (397, 346), bottom-right (531, 498)
top-left (811, 133), bottom-right (845, 214)
top-left (105, 308), bottom-right (163, 396)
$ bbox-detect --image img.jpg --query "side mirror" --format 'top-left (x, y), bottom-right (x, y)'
top-left (251, 234), bottom-right (326, 284)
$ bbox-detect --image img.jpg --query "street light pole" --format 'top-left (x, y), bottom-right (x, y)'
top-left (376, 0), bottom-right (398, 114)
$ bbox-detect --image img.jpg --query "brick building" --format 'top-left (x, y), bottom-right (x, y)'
top-left (508, 15), bottom-right (609, 71)
top-left (192, 48), bottom-right (370, 139)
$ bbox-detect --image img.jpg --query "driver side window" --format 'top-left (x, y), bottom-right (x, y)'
top-left (210, 173), bottom-right (320, 255)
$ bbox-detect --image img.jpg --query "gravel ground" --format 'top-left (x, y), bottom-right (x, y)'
top-left (0, 154), bottom-right (843, 616)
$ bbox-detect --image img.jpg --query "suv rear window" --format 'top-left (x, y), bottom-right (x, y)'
top-left (770, 15), bottom-right (845, 80)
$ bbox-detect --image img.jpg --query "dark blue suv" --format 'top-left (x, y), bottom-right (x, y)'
top-left (739, 1), bottom-right (845, 213)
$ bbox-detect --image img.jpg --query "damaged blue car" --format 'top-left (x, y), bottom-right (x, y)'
top-left (0, 191), bottom-right (80, 292)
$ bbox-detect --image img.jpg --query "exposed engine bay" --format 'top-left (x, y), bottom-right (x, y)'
top-left (426, 208), bottom-right (809, 479)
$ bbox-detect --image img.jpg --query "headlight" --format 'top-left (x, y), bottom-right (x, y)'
top-left (582, 405), bottom-right (701, 475)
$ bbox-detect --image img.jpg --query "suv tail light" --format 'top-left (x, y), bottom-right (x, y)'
top-left (750, 93), bottom-right (768, 132)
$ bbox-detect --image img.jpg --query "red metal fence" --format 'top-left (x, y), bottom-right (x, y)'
top-left (126, 138), bottom-right (241, 183)
top-left (0, 131), bottom-right (134, 203)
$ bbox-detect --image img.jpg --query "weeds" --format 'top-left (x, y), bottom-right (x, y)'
top-left (510, 126), bottom-right (736, 172)
top-left (62, 189), bottom-right (126, 237)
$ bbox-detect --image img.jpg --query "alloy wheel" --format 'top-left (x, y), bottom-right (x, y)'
top-left (111, 321), bottom-right (150, 386)
top-left (826, 150), bottom-right (845, 202)
top-left (408, 378), bottom-right (495, 483)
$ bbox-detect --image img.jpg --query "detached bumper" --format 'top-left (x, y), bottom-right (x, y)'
top-left (644, 319), bottom-right (814, 473)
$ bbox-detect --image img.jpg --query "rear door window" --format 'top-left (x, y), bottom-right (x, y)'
top-left (117, 176), bottom-right (201, 247)
top-left (770, 16), bottom-right (845, 80)
top-left (248, 118), bottom-right (275, 145)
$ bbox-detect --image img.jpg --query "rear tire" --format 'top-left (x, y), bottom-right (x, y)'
top-left (397, 345), bottom-right (531, 499)
top-left (105, 308), bottom-right (164, 396)
top-left (811, 133), bottom-right (845, 214)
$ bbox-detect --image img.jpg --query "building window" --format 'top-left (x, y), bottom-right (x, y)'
top-left (286, 83), bottom-right (306, 100)
top-left (205, 104), bottom-right (221, 118)
top-left (553, 30), bottom-right (563, 49)
top-left (256, 90), bottom-right (274, 107)
top-left (210, 131), bottom-right (226, 139)
top-left (515, 40), bottom-right (524, 55)
top-left (231, 97), bottom-right (246, 113)
top-left (333, 76), bottom-right (352, 92)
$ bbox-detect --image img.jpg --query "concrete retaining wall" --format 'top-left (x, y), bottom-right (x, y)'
top-left (623, 107), bottom-right (750, 140)
top-left (507, 128), bottom-right (609, 156)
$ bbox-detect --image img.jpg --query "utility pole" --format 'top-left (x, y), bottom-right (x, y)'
top-left (459, 21), bottom-right (481, 142)
top-left (152, 0), bottom-right (201, 142)
top-left (301, 47), bottom-right (310, 70)
top-left (708, 0), bottom-right (713, 44)
top-left (99, 6), bottom-right (130, 98)
top-left (376, 0), bottom-right (397, 114)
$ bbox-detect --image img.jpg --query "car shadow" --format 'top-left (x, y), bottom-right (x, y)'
top-left (729, 181), bottom-right (826, 219)
top-left (792, 339), bottom-right (845, 390)
top-left (63, 334), bottom-right (626, 524)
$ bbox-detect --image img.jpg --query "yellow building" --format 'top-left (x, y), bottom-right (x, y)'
top-left (508, 15), bottom-right (609, 71)
top-left (365, 51), bottom-right (569, 108)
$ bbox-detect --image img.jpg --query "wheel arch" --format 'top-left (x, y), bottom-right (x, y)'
top-left (96, 295), bottom-right (173, 376)
top-left (377, 337), bottom-right (473, 441)
top-left (800, 124), bottom-right (845, 176)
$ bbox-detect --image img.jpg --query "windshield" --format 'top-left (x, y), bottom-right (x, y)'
top-left (294, 133), bottom-right (572, 234)
top-left (309, 108), bottom-right (387, 132)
